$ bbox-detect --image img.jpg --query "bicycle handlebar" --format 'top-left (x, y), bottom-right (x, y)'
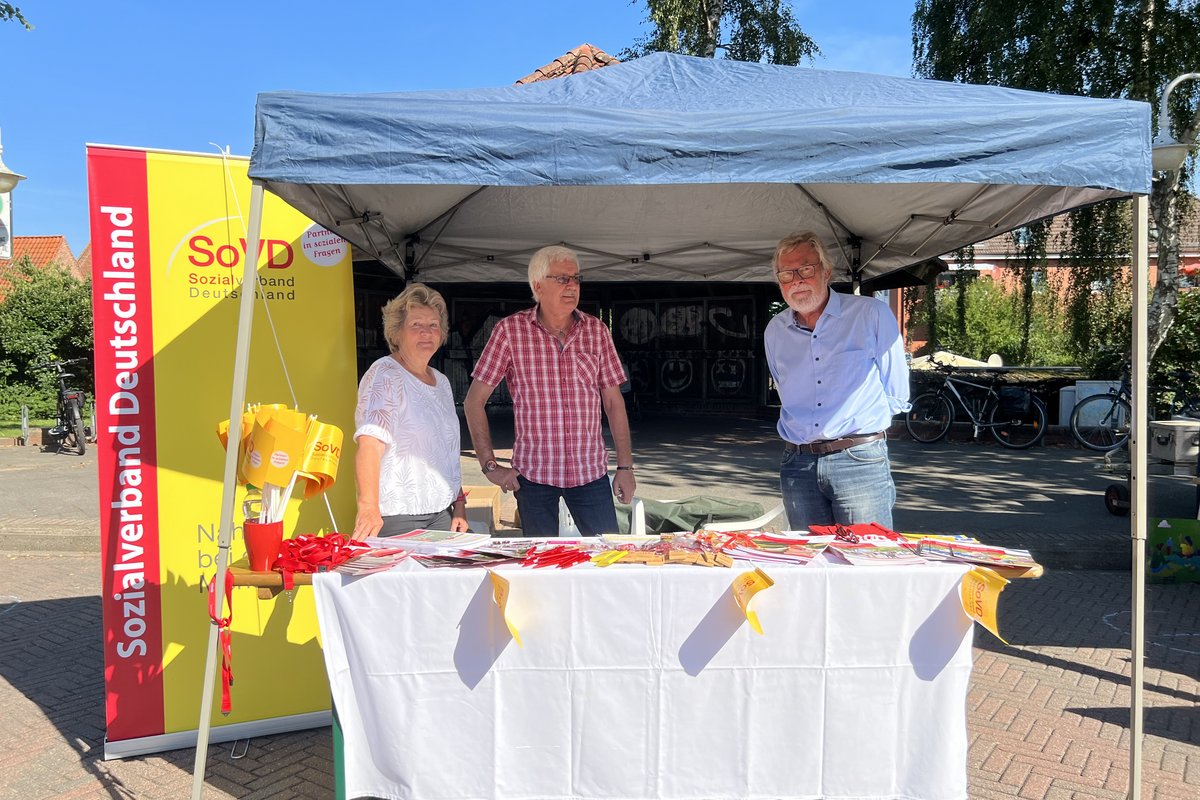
top-left (32, 358), bottom-right (86, 371)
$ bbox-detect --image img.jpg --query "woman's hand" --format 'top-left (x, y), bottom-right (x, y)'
top-left (353, 505), bottom-right (383, 539)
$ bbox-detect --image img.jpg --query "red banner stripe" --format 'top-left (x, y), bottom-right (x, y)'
top-left (88, 146), bottom-right (164, 741)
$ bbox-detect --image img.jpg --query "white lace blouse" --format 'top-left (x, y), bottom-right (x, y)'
top-left (354, 356), bottom-right (462, 516)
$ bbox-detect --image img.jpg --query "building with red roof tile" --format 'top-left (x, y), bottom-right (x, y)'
top-left (0, 235), bottom-right (80, 302)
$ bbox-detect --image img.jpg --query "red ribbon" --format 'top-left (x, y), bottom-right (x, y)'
top-left (521, 544), bottom-right (592, 569)
top-left (207, 570), bottom-right (235, 715)
top-left (719, 531), bottom-right (760, 551)
top-left (273, 532), bottom-right (369, 589)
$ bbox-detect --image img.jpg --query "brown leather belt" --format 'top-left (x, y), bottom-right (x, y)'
top-left (783, 431), bottom-right (885, 456)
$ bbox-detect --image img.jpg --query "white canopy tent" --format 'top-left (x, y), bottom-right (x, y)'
top-left (193, 53), bottom-right (1157, 798)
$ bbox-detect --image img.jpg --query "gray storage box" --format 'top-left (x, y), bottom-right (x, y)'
top-left (1149, 420), bottom-right (1200, 464)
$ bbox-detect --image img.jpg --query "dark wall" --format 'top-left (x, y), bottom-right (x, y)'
top-left (352, 260), bottom-right (780, 411)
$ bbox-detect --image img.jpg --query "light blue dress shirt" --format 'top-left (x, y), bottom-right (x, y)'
top-left (764, 290), bottom-right (910, 444)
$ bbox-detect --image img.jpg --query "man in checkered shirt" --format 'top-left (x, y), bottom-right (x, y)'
top-left (464, 246), bottom-right (636, 536)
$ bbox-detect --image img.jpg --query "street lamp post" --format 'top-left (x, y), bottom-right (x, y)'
top-left (1151, 72), bottom-right (1200, 172)
top-left (0, 127), bottom-right (25, 261)
top-left (0, 127), bottom-right (25, 194)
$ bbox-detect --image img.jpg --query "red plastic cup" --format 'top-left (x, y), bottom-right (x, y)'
top-left (244, 520), bottom-right (284, 572)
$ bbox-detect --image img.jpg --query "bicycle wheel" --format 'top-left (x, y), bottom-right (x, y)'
top-left (990, 395), bottom-right (1047, 449)
top-left (1069, 394), bottom-right (1131, 452)
top-left (905, 392), bottom-right (953, 444)
top-left (68, 398), bottom-right (87, 456)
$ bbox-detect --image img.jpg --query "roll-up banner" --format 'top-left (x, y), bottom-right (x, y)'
top-left (87, 146), bottom-right (357, 758)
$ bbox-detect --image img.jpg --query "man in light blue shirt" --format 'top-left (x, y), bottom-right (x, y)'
top-left (764, 232), bottom-right (910, 531)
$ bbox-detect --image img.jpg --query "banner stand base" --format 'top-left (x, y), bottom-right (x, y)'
top-left (104, 710), bottom-right (332, 761)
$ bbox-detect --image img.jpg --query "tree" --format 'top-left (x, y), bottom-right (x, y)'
top-left (913, 0), bottom-right (1200, 368)
top-left (622, 0), bottom-right (819, 64)
top-left (0, 258), bottom-right (93, 417)
top-left (1, 3), bottom-right (30, 28)
top-left (915, 276), bottom-right (1075, 368)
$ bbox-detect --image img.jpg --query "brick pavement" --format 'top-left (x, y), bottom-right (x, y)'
top-left (2, 551), bottom-right (1196, 798)
top-left (2, 413), bottom-right (1198, 798)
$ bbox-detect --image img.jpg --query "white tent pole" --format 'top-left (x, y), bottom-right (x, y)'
top-left (1128, 192), bottom-right (1149, 800)
top-left (191, 181), bottom-right (266, 800)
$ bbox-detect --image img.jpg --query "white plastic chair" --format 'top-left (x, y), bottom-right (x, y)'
top-left (628, 498), bottom-right (786, 535)
top-left (558, 498), bottom-right (580, 537)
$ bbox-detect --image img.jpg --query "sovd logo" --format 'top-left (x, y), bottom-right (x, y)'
top-left (188, 235), bottom-right (294, 270)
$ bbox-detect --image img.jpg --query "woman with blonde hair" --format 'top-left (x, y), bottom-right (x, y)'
top-left (353, 283), bottom-right (468, 537)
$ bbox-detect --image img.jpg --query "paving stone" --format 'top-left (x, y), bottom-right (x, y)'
top-left (3, 429), bottom-right (1199, 799)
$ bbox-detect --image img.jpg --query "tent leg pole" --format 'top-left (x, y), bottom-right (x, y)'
top-left (191, 182), bottom-right (266, 800)
top-left (1128, 192), bottom-right (1148, 800)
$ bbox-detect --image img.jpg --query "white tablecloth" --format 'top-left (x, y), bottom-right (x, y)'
top-left (313, 558), bottom-right (974, 800)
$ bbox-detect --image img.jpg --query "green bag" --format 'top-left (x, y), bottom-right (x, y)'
top-left (1148, 518), bottom-right (1200, 584)
top-left (614, 496), bottom-right (766, 535)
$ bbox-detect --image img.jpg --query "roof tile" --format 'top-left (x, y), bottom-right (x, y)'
top-left (515, 43), bottom-right (619, 85)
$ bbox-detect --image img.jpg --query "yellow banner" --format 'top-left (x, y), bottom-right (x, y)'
top-left (960, 566), bottom-right (1010, 643)
top-left (488, 570), bottom-right (523, 646)
top-left (731, 568), bottom-right (774, 635)
top-left (146, 151), bottom-right (356, 734)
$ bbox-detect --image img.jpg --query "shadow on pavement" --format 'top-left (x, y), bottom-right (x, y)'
top-left (0, 592), bottom-right (306, 798)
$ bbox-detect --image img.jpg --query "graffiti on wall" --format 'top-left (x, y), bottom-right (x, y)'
top-left (615, 297), bottom-right (757, 402)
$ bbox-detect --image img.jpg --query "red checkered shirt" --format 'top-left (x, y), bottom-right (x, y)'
top-left (472, 307), bottom-right (626, 488)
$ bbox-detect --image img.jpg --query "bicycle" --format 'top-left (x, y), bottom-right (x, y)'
top-left (1069, 368), bottom-right (1200, 452)
top-left (904, 362), bottom-right (1048, 449)
top-left (33, 358), bottom-right (89, 455)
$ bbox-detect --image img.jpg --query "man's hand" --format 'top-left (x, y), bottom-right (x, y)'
top-left (486, 465), bottom-right (522, 494)
top-left (612, 469), bottom-right (636, 504)
top-left (450, 511), bottom-right (470, 532)
top-left (353, 505), bottom-right (383, 539)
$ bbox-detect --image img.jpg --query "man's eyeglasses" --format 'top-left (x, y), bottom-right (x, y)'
top-left (545, 274), bottom-right (582, 286)
top-left (775, 264), bottom-right (821, 284)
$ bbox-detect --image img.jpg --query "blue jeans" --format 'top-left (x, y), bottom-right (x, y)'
top-left (515, 475), bottom-right (618, 537)
top-left (779, 438), bottom-right (896, 531)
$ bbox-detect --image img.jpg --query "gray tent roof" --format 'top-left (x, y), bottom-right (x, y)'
top-left (250, 52), bottom-right (1150, 285)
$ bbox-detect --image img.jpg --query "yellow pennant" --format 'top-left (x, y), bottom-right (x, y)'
top-left (240, 419), bottom-right (275, 489)
top-left (731, 568), bottom-right (774, 635)
top-left (298, 421), bottom-right (344, 498)
top-left (960, 566), bottom-right (1010, 644)
top-left (488, 570), bottom-right (522, 647)
top-left (220, 405), bottom-right (343, 498)
top-left (262, 416), bottom-right (309, 487)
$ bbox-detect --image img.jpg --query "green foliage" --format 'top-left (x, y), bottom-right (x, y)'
top-left (912, 0), bottom-right (1200, 363)
top-left (918, 277), bottom-right (1075, 367)
top-left (622, 0), bottom-right (819, 64)
top-left (1, 2), bottom-right (30, 29)
top-left (0, 257), bottom-right (94, 418)
top-left (1150, 289), bottom-right (1200, 408)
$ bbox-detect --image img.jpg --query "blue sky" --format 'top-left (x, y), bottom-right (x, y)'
top-left (1, 1), bottom-right (916, 255)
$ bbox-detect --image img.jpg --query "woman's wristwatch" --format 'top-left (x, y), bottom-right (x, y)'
top-left (615, 465), bottom-right (634, 471)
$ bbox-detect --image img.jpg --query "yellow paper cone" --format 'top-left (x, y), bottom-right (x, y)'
top-left (731, 568), bottom-right (774, 635)
top-left (960, 566), bottom-right (1010, 644)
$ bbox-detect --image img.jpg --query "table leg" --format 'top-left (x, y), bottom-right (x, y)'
top-left (333, 704), bottom-right (345, 800)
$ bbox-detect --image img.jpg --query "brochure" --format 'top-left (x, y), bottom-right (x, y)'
top-left (916, 539), bottom-right (1039, 569)
top-left (709, 529), bottom-right (833, 566)
top-left (826, 541), bottom-right (928, 566)
top-left (334, 548), bottom-right (410, 576)
top-left (364, 529), bottom-right (491, 554)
